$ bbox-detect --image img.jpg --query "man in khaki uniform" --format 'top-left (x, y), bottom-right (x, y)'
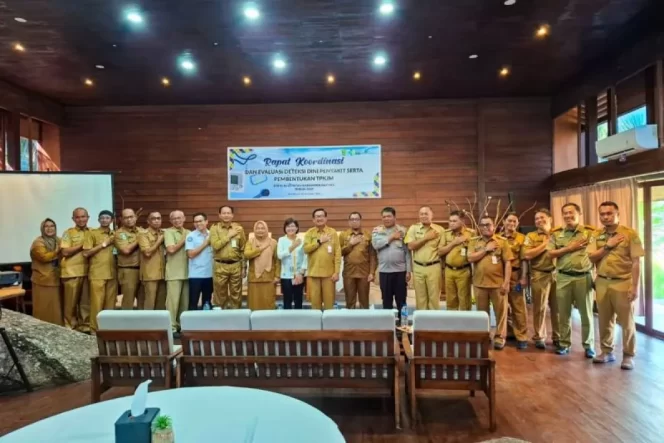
top-left (82, 210), bottom-right (117, 333)
top-left (438, 210), bottom-right (475, 311)
top-left (547, 203), bottom-right (596, 357)
top-left (339, 212), bottom-right (377, 308)
top-left (138, 212), bottom-right (166, 310)
top-left (164, 210), bottom-right (190, 332)
top-left (522, 209), bottom-right (560, 349)
top-left (468, 215), bottom-right (513, 350)
top-left (304, 208), bottom-right (341, 310)
top-left (209, 205), bottom-right (246, 309)
top-left (115, 209), bottom-right (142, 310)
top-left (588, 201), bottom-right (644, 370)
top-left (503, 212), bottom-right (529, 350)
top-left (405, 206), bottom-right (445, 310)
top-left (60, 207), bottom-right (90, 331)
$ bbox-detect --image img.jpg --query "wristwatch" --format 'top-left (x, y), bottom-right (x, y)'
top-left (603, 244), bottom-right (612, 251)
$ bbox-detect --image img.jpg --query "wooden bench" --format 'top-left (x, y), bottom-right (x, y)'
top-left (91, 311), bottom-right (182, 403)
top-left (402, 311), bottom-right (496, 430)
top-left (0, 286), bottom-right (26, 313)
top-left (179, 309), bottom-right (401, 428)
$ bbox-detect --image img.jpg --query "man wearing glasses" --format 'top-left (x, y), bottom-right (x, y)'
top-left (186, 213), bottom-right (214, 310)
top-left (339, 212), bottom-right (377, 308)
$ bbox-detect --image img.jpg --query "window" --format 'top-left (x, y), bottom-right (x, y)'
top-left (597, 121), bottom-right (609, 141)
top-left (617, 105), bottom-right (647, 133)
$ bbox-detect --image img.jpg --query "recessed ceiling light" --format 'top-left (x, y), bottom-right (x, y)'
top-left (13, 43), bottom-right (25, 52)
top-left (273, 57), bottom-right (287, 70)
top-left (84, 78), bottom-right (94, 86)
top-left (504, 0), bottom-right (516, 5)
top-left (243, 76), bottom-right (252, 86)
top-left (213, 42), bottom-right (219, 46)
top-left (161, 77), bottom-right (170, 86)
top-left (95, 64), bottom-right (105, 69)
top-left (327, 74), bottom-right (335, 84)
top-left (126, 11), bottom-right (144, 24)
top-left (14, 17), bottom-right (27, 23)
top-left (373, 54), bottom-right (387, 66)
top-left (536, 24), bottom-right (550, 38)
top-left (112, 44), bottom-right (118, 48)
top-left (428, 35), bottom-right (433, 39)
top-left (181, 60), bottom-right (195, 71)
top-left (244, 4), bottom-right (260, 20)
top-left (379, 2), bottom-right (395, 15)
top-left (469, 54), bottom-right (478, 59)
top-left (413, 71), bottom-right (421, 80)
top-left (499, 67), bottom-right (510, 77)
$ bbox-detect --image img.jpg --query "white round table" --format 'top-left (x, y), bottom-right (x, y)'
top-left (1, 386), bottom-right (345, 442)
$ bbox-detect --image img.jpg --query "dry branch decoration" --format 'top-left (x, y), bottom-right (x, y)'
top-left (446, 193), bottom-right (537, 233)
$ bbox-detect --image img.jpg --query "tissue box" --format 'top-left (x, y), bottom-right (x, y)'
top-left (115, 407), bottom-right (160, 443)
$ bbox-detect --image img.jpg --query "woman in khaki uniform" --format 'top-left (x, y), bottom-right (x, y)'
top-left (30, 218), bottom-right (63, 325)
top-left (244, 221), bottom-right (280, 310)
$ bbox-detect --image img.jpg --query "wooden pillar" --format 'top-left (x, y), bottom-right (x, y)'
top-left (584, 97), bottom-right (599, 166)
top-left (645, 60), bottom-right (664, 146)
top-left (27, 117), bottom-right (33, 171)
top-left (476, 103), bottom-right (486, 211)
top-left (577, 104), bottom-right (585, 167)
top-left (607, 87), bottom-right (617, 136)
top-left (5, 111), bottom-right (20, 170)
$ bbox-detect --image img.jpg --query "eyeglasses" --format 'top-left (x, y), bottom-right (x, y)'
top-left (349, 218), bottom-right (361, 221)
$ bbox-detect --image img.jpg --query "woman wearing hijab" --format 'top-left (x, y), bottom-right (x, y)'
top-left (244, 221), bottom-right (281, 310)
top-left (30, 218), bottom-right (63, 325)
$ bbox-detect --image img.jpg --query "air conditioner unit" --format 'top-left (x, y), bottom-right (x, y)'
top-left (595, 124), bottom-right (659, 160)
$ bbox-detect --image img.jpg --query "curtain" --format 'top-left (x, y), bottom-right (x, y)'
top-left (550, 178), bottom-right (643, 314)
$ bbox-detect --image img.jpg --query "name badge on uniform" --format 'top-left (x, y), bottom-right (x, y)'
top-left (491, 255), bottom-right (498, 265)
top-left (231, 239), bottom-right (237, 248)
top-left (327, 245), bottom-right (333, 254)
top-left (461, 248), bottom-right (467, 257)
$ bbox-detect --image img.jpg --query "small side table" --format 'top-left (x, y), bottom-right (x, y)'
top-left (0, 287), bottom-right (26, 313)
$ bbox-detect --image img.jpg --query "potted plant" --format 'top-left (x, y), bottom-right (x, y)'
top-left (151, 414), bottom-right (174, 443)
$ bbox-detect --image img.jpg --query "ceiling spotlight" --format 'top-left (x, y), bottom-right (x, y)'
top-left (373, 54), bottom-right (387, 66)
top-left (161, 77), bottom-right (170, 86)
top-left (84, 78), bottom-right (94, 86)
top-left (95, 64), bottom-right (105, 69)
top-left (244, 4), bottom-right (260, 20)
top-left (213, 42), bottom-right (219, 46)
top-left (413, 71), bottom-right (421, 80)
top-left (13, 43), bottom-right (25, 52)
top-left (428, 35), bottom-right (433, 39)
top-left (379, 2), bottom-right (395, 15)
top-left (499, 67), bottom-right (510, 77)
top-left (273, 57), bottom-right (287, 70)
top-left (181, 60), bottom-right (195, 71)
top-left (112, 44), bottom-right (118, 48)
top-left (536, 24), bottom-right (550, 38)
top-left (243, 76), bottom-right (252, 86)
top-left (126, 11), bottom-right (144, 24)
top-left (327, 74), bottom-right (335, 84)
top-left (504, 0), bottom-right (516, 5)
top-left (469, 54), bottom-right (478, 59)
top-left (14, 17), bottom-right (27, 23)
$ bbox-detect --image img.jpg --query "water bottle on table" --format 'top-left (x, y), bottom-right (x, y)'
top-left (334, 300), bottom-right (340, 310)
top-left (400, 305), bottom-right (409, 327)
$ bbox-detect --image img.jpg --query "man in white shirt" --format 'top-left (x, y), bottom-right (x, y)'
top-left (186, 212), bottom-right (214, 309)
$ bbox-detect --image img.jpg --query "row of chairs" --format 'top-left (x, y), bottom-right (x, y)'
top-left (92, 309), bottom-right (495, 430)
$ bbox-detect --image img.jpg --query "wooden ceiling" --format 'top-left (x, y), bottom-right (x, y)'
top-left (0, 0), bottom-right (660, 106)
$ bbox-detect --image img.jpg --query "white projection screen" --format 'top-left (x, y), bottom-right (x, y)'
top-left (0, 172), bottom-right (114, 265)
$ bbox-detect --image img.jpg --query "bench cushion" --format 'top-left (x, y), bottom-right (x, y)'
top-left (322, 310), bottom-right (395, 330)
top-left (97, 310), bottom-right (175, 353)
top-left (250, 310), bottom-right (322, 330)
top-left (413, 310), bottom-right (489, 332)
top-left (180, 309), bottom-right (251, 331)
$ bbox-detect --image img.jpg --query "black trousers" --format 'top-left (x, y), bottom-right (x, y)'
top-left (379, 271), bottom-right (407, 311)
top-left (281, 278), bottom-right (304, 309)
top-left (188, 277), bottom-right (213, 310)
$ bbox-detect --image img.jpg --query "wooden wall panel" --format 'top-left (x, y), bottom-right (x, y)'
top-left (0, 79), bottom-right (63, 126)
top-left (61, 99), bottom-right (551, 231)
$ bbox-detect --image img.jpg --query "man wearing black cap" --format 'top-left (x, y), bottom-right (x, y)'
top-left (83, 210), bottom-right (117, 333)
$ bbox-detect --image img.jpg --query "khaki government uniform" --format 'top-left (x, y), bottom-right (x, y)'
top-left (303, 226), bottom-right (341, 310)
top-left (60, 226), bottom-right (90, 331)
top-left (522, 230), bottom-right (559, 343)
top-left (210, 222), bottom-right (246, 309)
top-left (546, 224), bottom-right (596, 350)
top-left (441, 228), bottom-right (475, 311)
top-left (30, 237), bottom-right (63, 326)
top-left (114, 226), bottom-right (142, 310)
top-left (587, 226), bottom-right (644, 357)
top-left (405, 223), bottom-right (445, 310)
top-left (164, 227), bottom-right (191, 331)
top-left (244, 239), bottom-right (281, 310)
top-left (469, 235), bottom-right (513, 346)
top-left (339, 229), bottom-right (377, 309)
top-left (83, 228), bottom-right (118, 332)
top-left (505, 231), bottom-right (528, 342)
top-left (138, 228), bottom-right (166, 310)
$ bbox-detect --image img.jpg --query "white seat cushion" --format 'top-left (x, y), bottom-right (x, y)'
top-left (180, 310), bottom-right (251, 331)
top-left (250, 310), bottom-right (322, 330)
top-left (322, 310), bottom-right (395, 331)
top-left (413, 310), bottom-right (489, 332)
top-left (97, 310), bottom-right (175, 353)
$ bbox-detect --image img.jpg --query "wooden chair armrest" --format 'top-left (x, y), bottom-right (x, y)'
top-left (402, 334), bottom-right (414, 360)
top-left (168, 348), bottom-right (183, 360)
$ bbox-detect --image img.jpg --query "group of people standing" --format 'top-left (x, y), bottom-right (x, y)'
top-left (28, 200), bottom-right (643, 369)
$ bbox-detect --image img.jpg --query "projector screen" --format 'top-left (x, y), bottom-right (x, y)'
top-left (0, 172), bottom-right (114, 265)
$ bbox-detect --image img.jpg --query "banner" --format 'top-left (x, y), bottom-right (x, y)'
top-left (227, 145), bottom-right (381, 200)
